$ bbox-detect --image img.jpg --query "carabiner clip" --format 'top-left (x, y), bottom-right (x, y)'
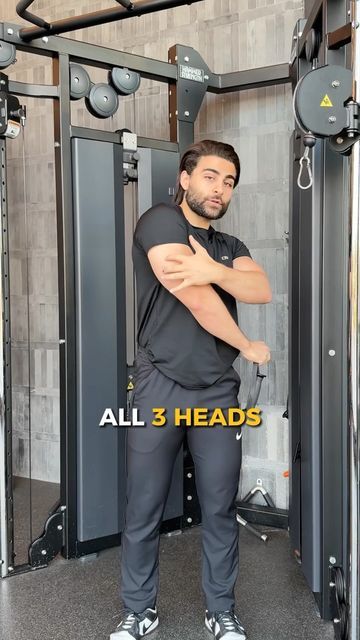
top-left (297, 147), bottom-right (313, 190)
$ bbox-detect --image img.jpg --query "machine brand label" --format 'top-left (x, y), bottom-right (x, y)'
top-left (179, 65), bottom-right (205, 83)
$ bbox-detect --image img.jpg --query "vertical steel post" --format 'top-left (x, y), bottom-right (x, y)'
top-left (0, 138), bottom-right (13, 577)
top-left (53, 53), bottom-right (77, 558)
top-left (321, 1), bottom-right (350, 622)
top-left (348, 5), bottom-right (360, 637)
top-left (0, 139), bottom-right (8, 578)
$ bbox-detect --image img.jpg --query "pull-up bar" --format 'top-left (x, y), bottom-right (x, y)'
top-left (16, 0), bottom-right (202, 42)
top-left (16, 0), bottom-right (134, 31)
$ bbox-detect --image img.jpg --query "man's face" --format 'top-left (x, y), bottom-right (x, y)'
top-left (180, 155), bottom-right (237, 221)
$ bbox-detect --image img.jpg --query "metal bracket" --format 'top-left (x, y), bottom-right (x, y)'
top-left (114, 129), bottom-right (139, 184)
top-left (28, 509), bottom-right (65, 568)
top-left (168, 44), bottom-right (213, 120)
top-left (329, 101), bottom-right (360, 155)
top-left (0, 72), bottom-right (26, 139)
top-left (168, 44), bottom-right (212, 151)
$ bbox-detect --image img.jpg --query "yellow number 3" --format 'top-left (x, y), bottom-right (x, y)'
top-left (152, 407), bottom-right (167, 427)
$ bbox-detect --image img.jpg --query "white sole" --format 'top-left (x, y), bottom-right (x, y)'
top-left (204, 615), bottom-right (247, 640)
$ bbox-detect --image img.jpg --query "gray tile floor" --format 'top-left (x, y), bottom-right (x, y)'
top-left (0, 525), bottom-right (335, 640)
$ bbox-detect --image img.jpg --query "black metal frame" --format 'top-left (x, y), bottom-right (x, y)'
top-left (0, 0), bottom-right (353, 630)
top-left (0, 91), bottom-right (14, 572)
top-left (289, 0), bottom-right (350, 624)
top-left (0, 21), bottom-right (290, 567)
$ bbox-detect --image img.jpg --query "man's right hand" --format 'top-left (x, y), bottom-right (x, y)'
top-left (241, 341), bottom-right (271, 365)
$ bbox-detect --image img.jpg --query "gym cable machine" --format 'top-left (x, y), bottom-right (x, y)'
top-left (0, 2), bottom-right (358, 640)
top-left (289, 1), bottom-right (359, 639)
top-left (0, 0), bottom-right (286, 575)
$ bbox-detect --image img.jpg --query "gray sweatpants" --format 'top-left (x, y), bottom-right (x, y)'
top-left (120, 347), bottom-right (243, 614)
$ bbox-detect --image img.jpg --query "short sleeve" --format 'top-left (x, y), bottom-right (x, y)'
top-left (134, 203), bottom-right (189, 254)
top-left (232, 237), bottom-right (252, 260)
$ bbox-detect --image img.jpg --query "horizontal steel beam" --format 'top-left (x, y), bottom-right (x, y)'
top-left (1, 22), bottom-right (177, 84)
top-left (328, 22), bottom-right (352, 50)
top-left (70, 126), bottom-right (179, 153)
top-left (1, 23), bottom-right (288, 94)
top-left (210, 63), bottom-right (290, 93)
top-left (17, 0), bottom-right (204, 42)
top-left (8, 80), bottom-right (59, 98)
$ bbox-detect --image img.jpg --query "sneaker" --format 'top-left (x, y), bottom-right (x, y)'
top-left (110, 607), bottom-right (159, 639)
top-left (205, 609), bottom-right (247, 639)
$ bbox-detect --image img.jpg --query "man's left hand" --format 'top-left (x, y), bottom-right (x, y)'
top-left (162, 235), bottom-right (220, 293)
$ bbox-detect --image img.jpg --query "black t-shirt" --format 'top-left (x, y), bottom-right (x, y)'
top-left (132, 203), bottom-right (251, 388)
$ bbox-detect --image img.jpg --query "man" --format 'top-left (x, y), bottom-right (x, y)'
top-left (111, 140), bottom-right (271, 640)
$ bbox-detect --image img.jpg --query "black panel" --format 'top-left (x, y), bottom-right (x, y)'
top-left (137, 148), bottom-right (179, 216)
top-left (298, 138), bottom-right (322, 594)
top-left (321, 140), bottom-right (348, 619)
top-left (289, 133), bottom-right (325, 595)
top-left (72, 137), bottom-right (127, 542)
top-left (289, 106), bottom-right (349, 623)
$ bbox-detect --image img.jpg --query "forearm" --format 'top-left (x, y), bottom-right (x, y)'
top-left (213, 264), bottom-right (272, 304)
top-left (188, 286), bottom-right (250, 351)
top-left (147, 242), bottom-right (270, 363)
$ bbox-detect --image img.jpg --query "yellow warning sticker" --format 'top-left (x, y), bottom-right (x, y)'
top-left (320, 94), bottom-right (333, 107)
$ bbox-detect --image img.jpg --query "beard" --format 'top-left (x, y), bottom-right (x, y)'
top-left (185, 188), bottom-right (229, 220)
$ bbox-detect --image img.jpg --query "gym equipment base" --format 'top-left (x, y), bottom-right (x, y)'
top-left (236, 502), bottom-right (289, 530)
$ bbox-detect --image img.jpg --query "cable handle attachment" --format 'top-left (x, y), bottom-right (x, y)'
top-left (297, 132), bottom-right (316, 191)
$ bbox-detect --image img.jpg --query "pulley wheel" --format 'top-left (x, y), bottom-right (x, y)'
top-left (293, 65), bottom-right (352, 137)
top-left (109, 67), bottom-right (141, 95)
top-left (333, 603), bottom-right (348, 640)
top-left (305, 29), bottom-right (321, 63)
top-left (0, 41), bottom-right (16, 69)
top-left (334, 566), bottom-right (345, 604)
top-left (85, 83), bottom-right (119, 119)
top-left (340, 603), bottom-right (349, 640)
top-left (69, 63), bottom-right (91, 100)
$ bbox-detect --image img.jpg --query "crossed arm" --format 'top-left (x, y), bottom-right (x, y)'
top-left (162, 235), bottom-right (271, 304)
top-left (147, 235), bottom-right (272, 364)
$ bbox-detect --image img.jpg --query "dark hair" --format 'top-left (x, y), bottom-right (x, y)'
top-left (173, 139), bottom-right (241, 205)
